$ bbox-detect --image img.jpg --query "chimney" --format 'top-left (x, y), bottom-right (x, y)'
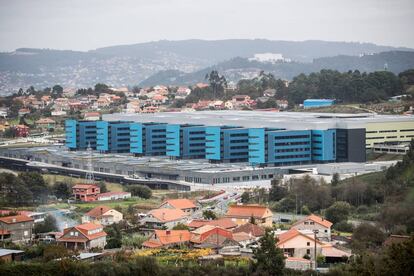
top-left (12, 218), bottom-right (16, 223)
top-left (166, 230), bottom-right (171, 235)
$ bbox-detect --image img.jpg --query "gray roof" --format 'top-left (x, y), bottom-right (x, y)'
top-left (103, 111), bottom-right (414, 130)
top-left (0, 248), bottom-right (24, 257)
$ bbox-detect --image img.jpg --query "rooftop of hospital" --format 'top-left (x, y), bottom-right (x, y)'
top-left (102, 111), bottom-right (414, 130)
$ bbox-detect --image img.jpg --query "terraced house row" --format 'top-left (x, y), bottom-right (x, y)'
top-left (65, 111), bottom-right (414, 166)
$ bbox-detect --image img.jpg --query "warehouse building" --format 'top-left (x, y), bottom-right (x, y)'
top-left (65, 111), bottom-right (414, 166)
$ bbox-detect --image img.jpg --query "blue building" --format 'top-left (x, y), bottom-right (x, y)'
top-left (166, 124), bottom-right (206, 159)
top-left (96, 121), bottom-right (131, 153)
top-left (303, 99), bottom-right (335, 109)
top-left (65, 113), bottom-right (364, 165)
top-left (130, 123), bottom-right (167, 156)
top-left (205, 126), bottom-right (249, 163)
top-left (65, 120), bottom-right (98, 150)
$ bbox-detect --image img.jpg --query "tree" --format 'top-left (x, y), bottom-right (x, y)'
top-left (42, 244), bottom-right (70, 262)
top-left (34, 215), bottom-right (58, 234)
top-left (205, 70), bottom-right (227, 99)
top-left (202, 210), bottom-right (217, 220)
top-left (172, 223), bottom-right (190, 230)
top-left (18, 172), bottom-right (49, 203)
top-left (105, 224), bottom-right (122, 249)
top-left (269, 179), bottom-right (288, 202)
top-left (98, 181), bottom-right (107, 193)
top-left (331, 173), bottom-right (340, 187)
top-left (325, 201), bottom-right (352, 224)
top-left (53, 182), bottom-right (72, 199)
top-left (351, 223), bottom-right (385, 253)
top-left (52, 85), bottom-right (63, 98)
top-left (241, 191), bottom-right (250, 203)
top-left (94, 83), bottom-right (109, 93)
top-left (125, 185), bottom-right (152, 199)
top-left (252, 229), bottom-right (285, 275)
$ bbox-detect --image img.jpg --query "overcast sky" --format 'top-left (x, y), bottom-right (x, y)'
top-left (0, 0), bottom-right (413, 52)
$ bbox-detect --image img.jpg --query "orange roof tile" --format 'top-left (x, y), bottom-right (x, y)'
top-left (292, 214), bottom-right (333, 228)
top-left (232, 223), bottom-right (265, 237)
top-left (85, 206), bottom-right (113, 218)
top-left (60, 223), bottom-right (106, 242)
top-left (0, 214), bottom-right (34, 224)
top-left (277, 229), bottom-right (323, 246)
top-left (190, 225), bottom-right (233, 244)
top-left (161, 199), bottom-right (196, 210)
top-left (72, 184), bottom-right (99, 189)
top-left (225, 204), bottom-right (272, 219)
top-left (143, 230), bottom-right (191, 248)
top-left (148, 208), bottom-right (187, 222)
top-left (187, 218), bottom-right (237, 229)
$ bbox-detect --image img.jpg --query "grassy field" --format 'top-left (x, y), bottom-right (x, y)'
top-left (367, 152), bottom-right (403, 162)
top-left (47, 197), bottom-right (161, 212)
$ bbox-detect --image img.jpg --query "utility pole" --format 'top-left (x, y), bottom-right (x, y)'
top-left (313, 229), bottom-right (319, 271)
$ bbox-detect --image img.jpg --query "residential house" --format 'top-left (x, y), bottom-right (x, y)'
top-left (35, 118), bottom-right (56, 131)
top-left (194, 83), bottom-right (209, 89)
top-left (142, 230), bottom-right (191, 248)
top-left (276, 228), bottom-right (323, 259)
top-left (0, 249), bottom-right (25, 262)
top-left (18, 108), bottom-right (30, 116)
top-left (224, 101), bottom-right (234, 110)
top-left (83, 112), bottom-right (101, 121)
top-left (0, 215), bottom-right (34, 243)
top-left (58, 223), bottom-right (107, 250)
top-left (97, 191), bottom-right (131, 201)
top-left (276, 100), bottom-right (289, 109)
top-left (140, 208), bottom-right (188, 229)
top-left (187, 218), bottom-right (237, 230)
top-left (159, 199), bottom-right (198, 214)
top-left (72, 184), bottom-right (100, 202)
top-left (190, 225), bottom-right (238, 249)
top-left (263, 89), bottom-right (276, 97)
top-left (291, 214), bottom-right (333, 241)
top-left (225, 204), bottom-right (273, 228)
top-left (81, 205), bottom-right (123, 226)
top-left (232, 223), bottom-right (265, 238)
top-left (151, 94), bottom-right (168, 105)
top-left (175, 87), bottom-right (191, 99)
top-left (14, 125), bottom-right (29, 137)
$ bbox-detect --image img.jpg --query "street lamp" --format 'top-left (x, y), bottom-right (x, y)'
top-left (313, 229), bottom-right (319, 271)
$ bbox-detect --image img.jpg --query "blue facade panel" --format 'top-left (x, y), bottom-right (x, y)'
top-left (248, 128), bottom-right (265, 165)
top-left (110, 122), bottom-right (131, 153)
top-left (130, 123), bottom-right (143, 154)
top-left (77, 121), bottom-right (97, 149)
top-left (267, 130), bottom-right (312, 165)
top-left (65, 119), bottom-right (77, 149)
top-left (312, 129), bottom-right (336, 161)
top-left (205, 126), bottom-right (221, 160)
top-left (166, 124), bottom-right (180, 157)
top-left (144, 124), bottom-right (167, 156)
top-left (182, 126), bottom-right (206, 158)
top-left (223, 128), bottom-right (249, 162)
top-left (96, 121), bottom-right (109, 151)
top-left (303, 99), bottom-right (335, 109)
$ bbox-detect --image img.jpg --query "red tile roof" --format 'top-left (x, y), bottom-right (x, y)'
top-left (225, 204), bottom-right (272, 219)
top-left (72, 184), bottom-right (99, 189)
top-left (292, 214), bottom-right (333, 228)
top-left (59, 223), bottom-right (106, 243)
top-left (85, 206), bottom-right (113, 218)
top-left (187, 218), bottom-right (237, 230)
top-left (276, 229), bottom-right (323, 246)
top-left (143, 230), bottom-right (191, 248)
top-left (232, 223), bottom-right (265, 237)
top-left (190, 225), bottom-right (234, 244)
top-left (148, 208), bottom-right (187, 222)
top-left (161, 199), bottom-right (196, 210)
top-left (0, 214), bottom-right (34, 224)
